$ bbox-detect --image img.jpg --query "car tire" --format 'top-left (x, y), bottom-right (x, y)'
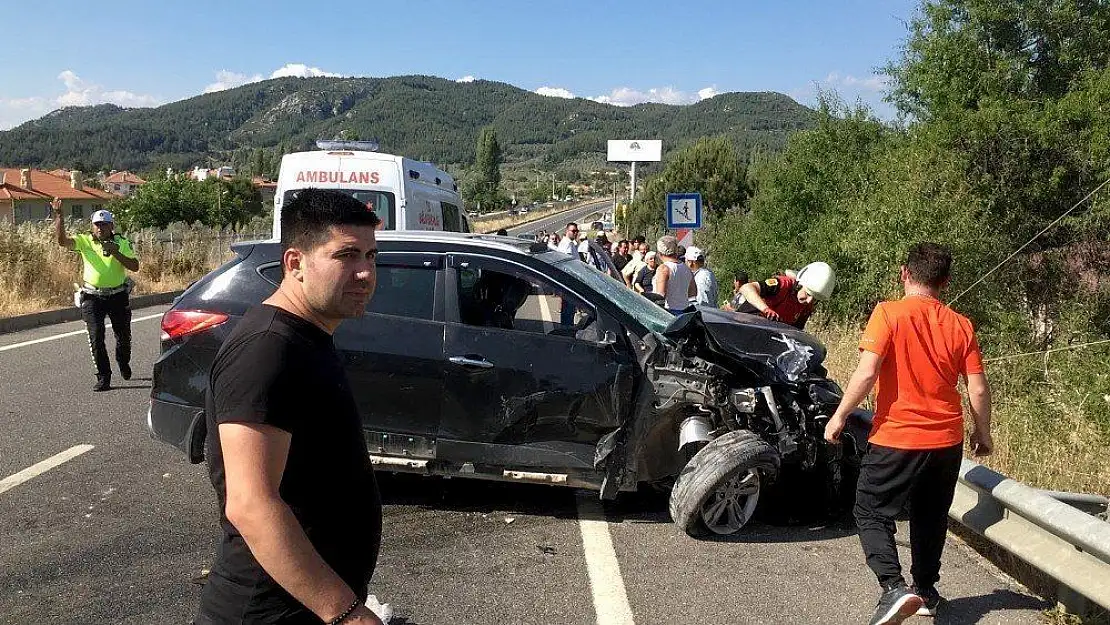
top-left (668, 430), bottom-right (781, 538)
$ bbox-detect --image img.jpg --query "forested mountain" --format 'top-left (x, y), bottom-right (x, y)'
top-left (0, 75), bottom-right (814, 173)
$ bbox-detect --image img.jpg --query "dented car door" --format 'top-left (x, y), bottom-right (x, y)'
top-left (439, 253), bottom-right (632, 470)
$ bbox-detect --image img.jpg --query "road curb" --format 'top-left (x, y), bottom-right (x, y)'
top-left (0, 291), bottom-right (182, 335)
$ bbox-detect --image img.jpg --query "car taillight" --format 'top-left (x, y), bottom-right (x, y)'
top-left (161, 310), bottom-right (229, 340)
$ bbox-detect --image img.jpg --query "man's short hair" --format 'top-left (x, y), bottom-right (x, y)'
top-left (281, 188), bottom-right (381, 253)
top-left (905, 242), bottom-right (953, 288)
top-left (565, 222), bottom-right (579, 233)
top-left (734, 271), bottom-right (749, 284)
top-left (657, 235), bottom-right (679, 257)
top-left (634, 236), bottom-right (646, 245)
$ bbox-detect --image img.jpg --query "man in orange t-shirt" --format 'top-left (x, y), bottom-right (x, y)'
top-left (824, 243), bottom-right (993, 625)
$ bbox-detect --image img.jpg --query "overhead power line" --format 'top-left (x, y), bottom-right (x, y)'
top-left (949, 177), bottom-right (1110, 305)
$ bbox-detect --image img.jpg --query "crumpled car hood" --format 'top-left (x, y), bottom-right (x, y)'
top-left (661, 307), bottom-right (827, 382)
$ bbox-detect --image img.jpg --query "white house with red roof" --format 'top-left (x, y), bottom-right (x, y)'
top-left (103, 171), bottom-right (146, 196)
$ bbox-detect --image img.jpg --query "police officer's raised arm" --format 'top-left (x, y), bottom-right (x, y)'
top-left (51, 198), bottom-right (74, 249)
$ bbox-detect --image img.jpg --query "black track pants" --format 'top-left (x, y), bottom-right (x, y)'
top-left (853, 442), bottom-right (963, 590)
top-left (80, 291), bottom-right (131, 377)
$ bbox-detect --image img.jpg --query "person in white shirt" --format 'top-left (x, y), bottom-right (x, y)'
top-left (556, 223), bottom-right (579, 256)
top-left (653, 236), bottom-right (697, 314)
top-left (622, 241), bottom-right (650, 287)
top-left (685, 246), bottom-right (719, 307)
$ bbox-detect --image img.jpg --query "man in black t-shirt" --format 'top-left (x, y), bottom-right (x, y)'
top-left (611, 239), bottom-right (632, 272)
top-left (197, 189), bottom-right (384, 625)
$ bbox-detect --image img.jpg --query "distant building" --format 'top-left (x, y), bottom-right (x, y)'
top-left (190, 166), bottom-right (235, 181)
top-left (252, 176), bottom-right (277, 206)
top-left (0, 168), bottom-right (116, 223)
top-left (103, 171), bottom-right (146, 197)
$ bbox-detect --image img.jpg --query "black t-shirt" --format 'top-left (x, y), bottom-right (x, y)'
top-left (612, 253), bottom-right (631, 271)
top-left (635, 266), bottom-right (656, 293)
top-left (196, 305), bottom-right (381, 625)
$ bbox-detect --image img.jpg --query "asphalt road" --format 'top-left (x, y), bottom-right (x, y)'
top-left (506, 200), bottom-right (611, 237)
top-left (0, 306), bottom-right (1049, 623)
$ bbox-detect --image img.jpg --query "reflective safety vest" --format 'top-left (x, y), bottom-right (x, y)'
top-left (74, 233), bottom-right (137, 289)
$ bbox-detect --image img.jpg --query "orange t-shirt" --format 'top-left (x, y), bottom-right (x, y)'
top-left (860, 295), bottom-right (984, 450)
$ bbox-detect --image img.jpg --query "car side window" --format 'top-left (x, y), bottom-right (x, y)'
top-left (441, 202), bottom-right (462, 232)
top-left (261, 258), bottom-right (438, 320)
top-left (367, 265), bottom-right (437, 320)
top-left (455, 260), bottom-right (596, 339)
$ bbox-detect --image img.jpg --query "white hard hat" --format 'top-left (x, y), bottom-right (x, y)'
top-left (796, 262), bottom-right (835, 302)
top-left (91, 209), bottom-right (114, 224)
top-left (683, 246), bottom-right (705, 261)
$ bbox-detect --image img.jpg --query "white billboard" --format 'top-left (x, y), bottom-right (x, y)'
top-left (607, 139), bottom-right (662, 162)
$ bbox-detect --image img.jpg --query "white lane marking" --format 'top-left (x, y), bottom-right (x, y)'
top-left (577, 494), bottom-right (635, 625)
top-left (0, 312), bottom-right (162, 352)
top-left (0, 444), bottom-right (95, 495)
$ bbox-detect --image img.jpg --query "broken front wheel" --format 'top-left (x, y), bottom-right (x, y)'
top-left (668, 430), bottom-right (782, 537)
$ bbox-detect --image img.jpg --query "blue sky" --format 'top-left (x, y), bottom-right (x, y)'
top-left (0, 0), bottom-right (920, 130)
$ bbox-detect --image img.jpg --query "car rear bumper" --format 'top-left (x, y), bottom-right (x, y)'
top-left (148, 398), bottom-right (206, 464)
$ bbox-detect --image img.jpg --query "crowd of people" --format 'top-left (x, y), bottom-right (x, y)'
top-left (535, 221), bottom-right (836, 328)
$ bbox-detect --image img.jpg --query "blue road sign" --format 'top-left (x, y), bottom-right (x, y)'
top-left (665, 193), bottom-right (702, 229)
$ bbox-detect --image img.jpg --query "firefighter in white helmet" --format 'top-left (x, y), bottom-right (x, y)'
top-left (737, 262), bottom-right (835, 330)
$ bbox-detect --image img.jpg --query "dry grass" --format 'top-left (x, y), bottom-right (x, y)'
top-left (0, 221), bottom-right (255, 318)
top-left (811, 321), bottom-right (1110, 495)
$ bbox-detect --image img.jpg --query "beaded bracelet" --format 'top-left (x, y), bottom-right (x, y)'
top-left (327, 597), bottom-right (362, 625)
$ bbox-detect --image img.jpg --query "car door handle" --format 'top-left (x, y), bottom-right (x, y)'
top-left (448, 356), bottom-right (495, 369)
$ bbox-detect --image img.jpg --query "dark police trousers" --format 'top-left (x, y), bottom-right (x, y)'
top-left (80, 291), bottom-right (131, 378)
top-left (853, 442), bottom-right (963, 590)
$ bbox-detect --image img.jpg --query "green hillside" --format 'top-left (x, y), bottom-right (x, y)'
top-left (0, 75), bottom-right (814, 173)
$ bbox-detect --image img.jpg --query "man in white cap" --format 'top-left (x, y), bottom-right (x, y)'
top-left (53, 199), bottom-right (140, 391)
top-left (684, 246), bottom-right (719, 307)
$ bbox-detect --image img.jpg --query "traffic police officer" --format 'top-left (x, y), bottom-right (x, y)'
top-left (738, 262), bottom-right (835, 330)
top-left (53, 198), bottom-right (140, 391)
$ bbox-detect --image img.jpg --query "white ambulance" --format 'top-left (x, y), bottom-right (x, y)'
top-left (272, 140), bottom-right (469, 240)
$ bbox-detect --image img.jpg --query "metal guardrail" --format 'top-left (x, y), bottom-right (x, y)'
top-left (949, 458), bottom-right (1110, 614)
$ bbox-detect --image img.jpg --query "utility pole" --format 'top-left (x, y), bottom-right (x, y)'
top-left (551, 172), bottom-right (556, 200)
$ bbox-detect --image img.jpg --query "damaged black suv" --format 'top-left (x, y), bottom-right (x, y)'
top-left (148, 232), bottom-right (871, 537)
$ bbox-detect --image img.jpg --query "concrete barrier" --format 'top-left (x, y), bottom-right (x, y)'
top-left (0, 291), bottom-right (183, 335)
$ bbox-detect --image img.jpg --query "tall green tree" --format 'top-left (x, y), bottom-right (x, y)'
top-left (473, 126), bottom-right (503, 209)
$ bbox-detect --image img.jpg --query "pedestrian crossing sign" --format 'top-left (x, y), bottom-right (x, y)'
top-left (666, 193), bottom-right (702, 229)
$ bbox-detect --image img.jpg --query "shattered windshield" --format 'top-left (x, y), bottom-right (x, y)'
top-left (540, 251), bottom-right (674, 334)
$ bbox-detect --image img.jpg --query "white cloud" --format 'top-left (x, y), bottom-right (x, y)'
top-left (0, 97), bottom-right (52, 130)
top-left (270, 63), bottom-right (341, 79)
top-left (54, 70), bottom-right (161, 108)
top-left (202, 63), bottom-right (343, 93)
top-left (697, 86), bottom-right (720, 100)
top-left (1, 70), bottom-right (162, 129)
top-left (456, 75), bottom-right (476, 83)
top-left (204, 70), bottom-right (264, 93)
top-left (823, 72), bottom-right (889, 92)
top-left (536, 86), bottom-right (576, 99)
top-left (588, 85), bottom-right (719, 107)
top-left (790, 71), bottom-right (895, 120)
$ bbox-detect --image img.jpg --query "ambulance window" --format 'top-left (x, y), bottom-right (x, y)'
top-left (441, 202), bottom-right (462, 232)
top-left (282, 190), bottom-right (397, 230)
